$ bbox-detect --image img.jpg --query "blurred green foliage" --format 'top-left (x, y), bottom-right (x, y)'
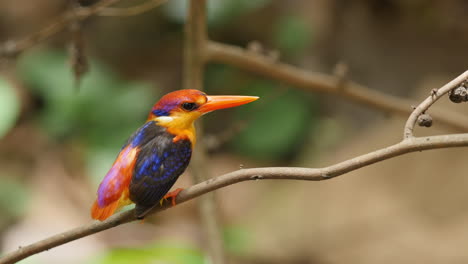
top-left (90, 242), bottom-right (206, 264)
top-left (17, 50), bottom-right (155, 148)
top-left (0, 77), bottom-right (20, 139)
top-left (232, 82), bottom-right (316, 160)
top-left (0, 177), bottom-right (29, 226)
top-left (273, 15), bottom-right (313, 57)
top-left (206, 65), bottom-right (318, 160)
top-left (165, 0), bottom-right (271, 25)
top-left (87, 226), bottom-right (251, 264)
top-left (17, 50), bottom-right (157, 184)
top-left (223, 225), bottom-right (251, 255)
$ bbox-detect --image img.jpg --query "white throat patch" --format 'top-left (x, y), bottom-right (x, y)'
top-left (156, 116), bottom-right (174, 122)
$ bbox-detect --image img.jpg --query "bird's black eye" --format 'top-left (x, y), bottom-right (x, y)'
top-left (181, 102), bottom-right (197, 111)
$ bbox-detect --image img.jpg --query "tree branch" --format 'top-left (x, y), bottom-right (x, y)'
top-left (404, 71), bottom-right (468, 138)
top-left (205, 41), bottom-right (468, 132)
top-left (2, 132), bottom-right (468, 264)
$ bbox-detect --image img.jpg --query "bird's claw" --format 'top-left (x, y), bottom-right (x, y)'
top-left (160, 188), bottom-right (184, 207)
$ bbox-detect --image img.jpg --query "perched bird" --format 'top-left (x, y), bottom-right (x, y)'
top-left (91, 89), bottom-right (258, 221)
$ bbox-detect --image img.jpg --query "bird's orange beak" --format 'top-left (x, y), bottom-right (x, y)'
top-left (198, 95), bottom-right (259, 114)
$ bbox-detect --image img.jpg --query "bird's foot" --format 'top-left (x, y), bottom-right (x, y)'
top-left (161, 188), bottom-right (184, 207)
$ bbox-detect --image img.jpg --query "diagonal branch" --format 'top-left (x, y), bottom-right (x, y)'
top-left (2, 133), bottom-right (468, 264)
top-left (205, 41), bottom-right (468, 132)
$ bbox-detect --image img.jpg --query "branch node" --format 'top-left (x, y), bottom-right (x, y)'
top-left (247, 41), bottom-right (263, 54)
top-left (333, 61), bottom-right (348, 90)
top-left (250, 175), bottom-right (263, 180)
top-left (246, 41), bottom-right (279, 62)
top-left (0, 40), bottom-right (19, 59)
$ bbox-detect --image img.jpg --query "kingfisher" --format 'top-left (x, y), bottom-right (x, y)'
top-left (91, 89), bottom-right (258, 221)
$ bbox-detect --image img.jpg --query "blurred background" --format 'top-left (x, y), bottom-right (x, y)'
top-left (1, 0), bottom-right (468, 263)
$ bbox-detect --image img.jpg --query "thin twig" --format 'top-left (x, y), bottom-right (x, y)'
top-left (205, 41), bottom-right (468, 132)
top-left (333, 61), bottom-right (349, 90)
top-left (68, 1), bottom-right (89, 90)
top-left (0, 0), bottom-right (122, 58)
top-left (403, 71), bottom-right (468, 138)
top-left (98, 0), bottom-right (168, 17)
top-left (0, 0), bottom-right (171, 58)
top-left (0, 0), bottom-right (173, 58)
top-left (2, 133), bottom-right (468, 264)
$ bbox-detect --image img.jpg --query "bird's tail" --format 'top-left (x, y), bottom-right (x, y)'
top-left (91, 199), bottom-right (119, 221)
top-left (91, 190), bottom-right (132, 221)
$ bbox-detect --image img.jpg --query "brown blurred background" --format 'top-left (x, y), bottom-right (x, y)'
top-left (1, 0), bottom-right (468, 263)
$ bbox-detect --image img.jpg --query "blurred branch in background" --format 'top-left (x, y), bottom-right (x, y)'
top-left (206, 41), bottom-right (468, 132)
top-left (0, 0), bottom-right (120, 59)
top-left (1, 70), bottom-right (467, 264)
top-left (1, 0), bottom-right (467, 133)
top-left (0, 0), bottom-right (169, 60)
top-left (183, 0), bottom-right (226, 263)
top-left (98, 0), bottom-right (168, 17)
top-left (68, 1), bottom-right (89, 89)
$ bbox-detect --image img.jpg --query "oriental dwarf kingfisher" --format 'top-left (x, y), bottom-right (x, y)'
top-left (91, 89), bottom-right (258, 221)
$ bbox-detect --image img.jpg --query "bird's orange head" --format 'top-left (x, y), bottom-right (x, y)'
top-left (148, 89), bottom-right (258, 143)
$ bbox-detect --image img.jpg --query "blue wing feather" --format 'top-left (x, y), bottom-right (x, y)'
top-left (128, 122), bottom-right (193, 217)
